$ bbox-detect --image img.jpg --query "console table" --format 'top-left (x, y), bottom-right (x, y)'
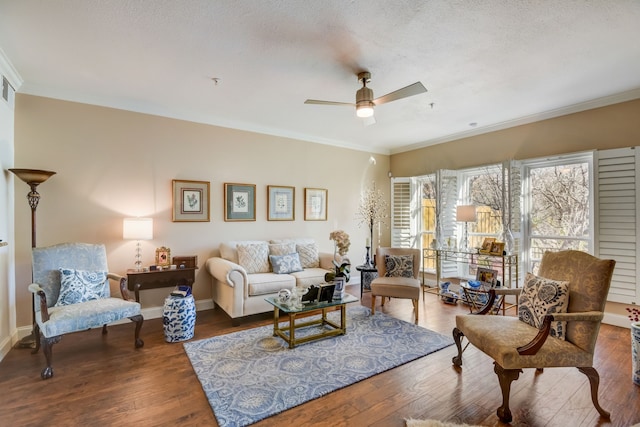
top-left (127, 268), bottom-right (196, 302)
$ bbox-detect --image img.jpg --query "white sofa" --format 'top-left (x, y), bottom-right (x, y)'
top-left (205, 238), bottom-right (341, 324)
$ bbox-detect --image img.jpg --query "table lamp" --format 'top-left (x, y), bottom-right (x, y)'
top-left (123, 218), bottom-right (153, 271)
top-left (456, 205), bottom-right (477, 252)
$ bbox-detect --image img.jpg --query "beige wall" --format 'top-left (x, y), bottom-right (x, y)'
top-left (12, 94), bottom-right (390, 329)
top-left (391, 99), bottom-right (640, 176)
top-left (390, 98), bottom-right (640, 323)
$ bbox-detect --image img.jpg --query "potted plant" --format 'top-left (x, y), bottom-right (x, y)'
top-left (325, 230), bottom-right (351, 283)
top-left (356, 184), bottom-right (388, 266)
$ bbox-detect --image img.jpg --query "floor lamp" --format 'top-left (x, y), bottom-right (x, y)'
top-left (9, 168), bottom-right (56, 349)
top-left (456, 205), bottom-right (477, 252)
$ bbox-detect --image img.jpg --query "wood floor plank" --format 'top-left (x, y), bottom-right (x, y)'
top-left (0, 284), bottom-right (638, 426)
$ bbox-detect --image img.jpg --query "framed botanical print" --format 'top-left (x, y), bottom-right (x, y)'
top-left (267, 185), bottom-right (295, 221)
top-left (172, 179), bottom-right (210, 222)
top-left (224, 183), bottom-right (256, 221)
top-left (304, 187), bottom-right (327, 221)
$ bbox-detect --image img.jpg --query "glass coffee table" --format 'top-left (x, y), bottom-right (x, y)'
top-left (265, 293), bottom-right (359, 348)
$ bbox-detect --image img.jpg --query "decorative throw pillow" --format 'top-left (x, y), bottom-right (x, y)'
top-left (237, 243), bottom-right (270, 274)
top-left (268, 242), bottom-right (296, 257)
top-left (384, 254), bottom-right (414, 278)
top-left (55, 268), bottom-right (109, 307)
top-left (296, 243), bottom-right (319, 268)
top-left (518, 272), bottom-right (570, 340)
top-left (269, 253), bottom-right (304, 274)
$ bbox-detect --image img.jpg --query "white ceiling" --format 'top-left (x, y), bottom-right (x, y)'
top-left (1, 0), bottom-right (640, 154)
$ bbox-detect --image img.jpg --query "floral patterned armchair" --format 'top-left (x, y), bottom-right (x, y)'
top-left (29, 242), bottom-right (144, 379)
top-left (452, 250), bottom-right (615, 422)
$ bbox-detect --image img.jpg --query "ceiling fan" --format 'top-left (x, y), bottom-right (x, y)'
top-left (304, 71), bottom-right (427, 120)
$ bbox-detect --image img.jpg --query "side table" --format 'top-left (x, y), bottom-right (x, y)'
top-left (356, 264), bottom-right (378, 295)
top-left (127, 267), bottom-right (196, 303)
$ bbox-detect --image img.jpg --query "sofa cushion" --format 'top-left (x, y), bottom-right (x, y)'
top-left (237, 243), bottom-right (270, 274)
top-left (220, 240), bottom-right (267, 264)
top-left (290, 268), bottom-right (329, 287)
top-left (269, 242), bottom-right (296, 256)
top-left (297, 243), bottom-right (320, 268)
top-left (248, 273), bottom-right (296, 296)
top-left (384, 254), bottom-right (414, 278)
top-left (55, 268), bottom-right (109, 307)
top-left (269, 253), bottom-right (304, 274)
top-left (518, 272), bottom-right (570, 340)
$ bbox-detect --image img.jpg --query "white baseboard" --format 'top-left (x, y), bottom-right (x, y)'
top-left (603, 312), bottom-right (632, 329)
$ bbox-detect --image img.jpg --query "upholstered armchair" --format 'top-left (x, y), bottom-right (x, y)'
top-left (29, 243), bottom-right (144, 379)
top-left (370, 247), bottom-right (421, 322)
top-left (451, 250), bottom-right (615, 422)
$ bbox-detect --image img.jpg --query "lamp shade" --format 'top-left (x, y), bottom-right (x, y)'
top-left (123, 218), bottom-right (153, 240)
top-left (456, 205), bottom-right (477, 222)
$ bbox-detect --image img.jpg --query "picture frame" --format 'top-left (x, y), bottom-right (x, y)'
top-left (304, 187), bottom-right (327, 221)
top-left (479, 237), bottom-right (496, 253)
top-left (155, 246), bottom-right (171, 267)
top-left (490, 241), bottom-right (505, 255)
top-left (267, 185), bottom-right (295, 221)
top-left (224, 183), bottom-right (256, 221)
top-left (476, 267), bottom-right (498, 285)
top-left (172, 179), bottom-right (210, 222)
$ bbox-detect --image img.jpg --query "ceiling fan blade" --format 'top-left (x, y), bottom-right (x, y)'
top-left (373, 82), bottom-right (427, 106)
top-left (304, 99), bottom-right (355, 106)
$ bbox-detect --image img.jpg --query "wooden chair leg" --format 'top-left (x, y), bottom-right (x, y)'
top-left (102, 324), bottom-right (108, 335)
top-left (412, 299), bottom-right (419, 322)
top-left (31, 323), bottom-right (41, 354)
top-left (130, 314), bottom-right (145, 348)
top-left (41, 335), bottom-right (61, 380)
top-left (578, 366), bottom-right (610, 419)
top-left (371, 295), bottom-right (376, 314)
top-left (494, 362), bottom-right (522, 423)
top-left (452, 327), bottom-right (465, 367)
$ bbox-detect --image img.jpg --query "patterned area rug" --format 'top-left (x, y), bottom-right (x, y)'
top-left (184, 305), bottom-right (454, 427)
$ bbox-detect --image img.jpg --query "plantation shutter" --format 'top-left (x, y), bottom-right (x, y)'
top-left (390, 178), bottom-right (413, 248)
top-left (436, 169), bottom-right (458, 279)
top-left (595, 147), bottom-right (639, 304)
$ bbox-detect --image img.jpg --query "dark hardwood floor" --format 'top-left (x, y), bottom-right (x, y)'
top-left (1, 285), bottom-right (638, 427)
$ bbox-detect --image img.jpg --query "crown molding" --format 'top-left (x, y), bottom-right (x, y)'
top-left (0, 47), bottom-right (23, 91)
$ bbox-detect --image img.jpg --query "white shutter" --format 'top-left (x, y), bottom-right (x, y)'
top-left (437, 169), bottom-right (458, 278)
top-left (595, 147), bottom-right (639, 304)
top-left (391, 178), bottom-right (412, 248)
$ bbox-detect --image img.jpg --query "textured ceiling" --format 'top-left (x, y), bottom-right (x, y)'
top-left (1, 0), bottom-right (640, 154)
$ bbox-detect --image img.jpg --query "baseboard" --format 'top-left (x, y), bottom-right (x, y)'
top-left (603, 312), bottom-right (631, 329)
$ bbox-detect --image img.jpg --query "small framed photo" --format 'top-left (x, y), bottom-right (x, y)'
top-left (479, 237), bottom-right (496, 254)
top-left (267, 185), bottom-right (295, 221)
top-left (172, 179), bottom-right (210, 222)
top-left (224, 183), bottom-right (256, 221)
top-left (490, 241), bottom-right (505, 255)
top-left (304, 188), bottom-right (327, 221)
top-left (155, 246), bottom-right (171, 267)
top-left (476, 267), bottom-right (498, 285)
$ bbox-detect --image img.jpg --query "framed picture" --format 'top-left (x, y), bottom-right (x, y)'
top-left (172, 179), bottom-right (210, 222)
top-left (304, 187), bottom-right (327, 221)
top-left (267, 185), bottom-right (295, 221)
top-left (155, 246), bottom-right (171, 267)
top-left (479, 237), bottom-right (496, 253)
top-left (224, 183), bottom-right (256, 221)
top-left (490, 241), bottom-right (505, 255)
top-left (476, 267), bottom-right (498, 285)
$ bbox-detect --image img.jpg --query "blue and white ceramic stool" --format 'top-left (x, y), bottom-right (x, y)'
top-left (162, 294), bottom-right (196, 342)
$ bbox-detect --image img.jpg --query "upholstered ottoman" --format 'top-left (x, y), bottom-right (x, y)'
top-left (163, 294), bottom-right (196, 342)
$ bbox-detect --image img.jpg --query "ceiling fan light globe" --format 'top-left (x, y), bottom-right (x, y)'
top-left (356, 103), bottom-right (374, 118)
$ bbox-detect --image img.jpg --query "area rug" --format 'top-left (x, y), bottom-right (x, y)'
top-left (184, 305), bottom-right (454, 427)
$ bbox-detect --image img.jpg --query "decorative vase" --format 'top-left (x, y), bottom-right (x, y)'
top-left (632, 322), bottom-right (640, 386)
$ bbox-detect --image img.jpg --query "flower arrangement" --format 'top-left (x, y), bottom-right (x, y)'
top-left (355, 184), bottom-right (389, 247)
top-left (330, 230), bottom-right (350, 256)
top-left (327, 230), bottom-right (351, 282)
top-left (628, 307), bottom-right (640, 323)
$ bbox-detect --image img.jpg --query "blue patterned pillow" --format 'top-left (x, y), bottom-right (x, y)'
top-left (518, 272), bottom-right (570, 340)
top-left (269, 253), bottom-right (303, 274)
top-left (384, 254), bottom-right (414, 278)
top-left (55, 268), bottom-right (109, 307)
